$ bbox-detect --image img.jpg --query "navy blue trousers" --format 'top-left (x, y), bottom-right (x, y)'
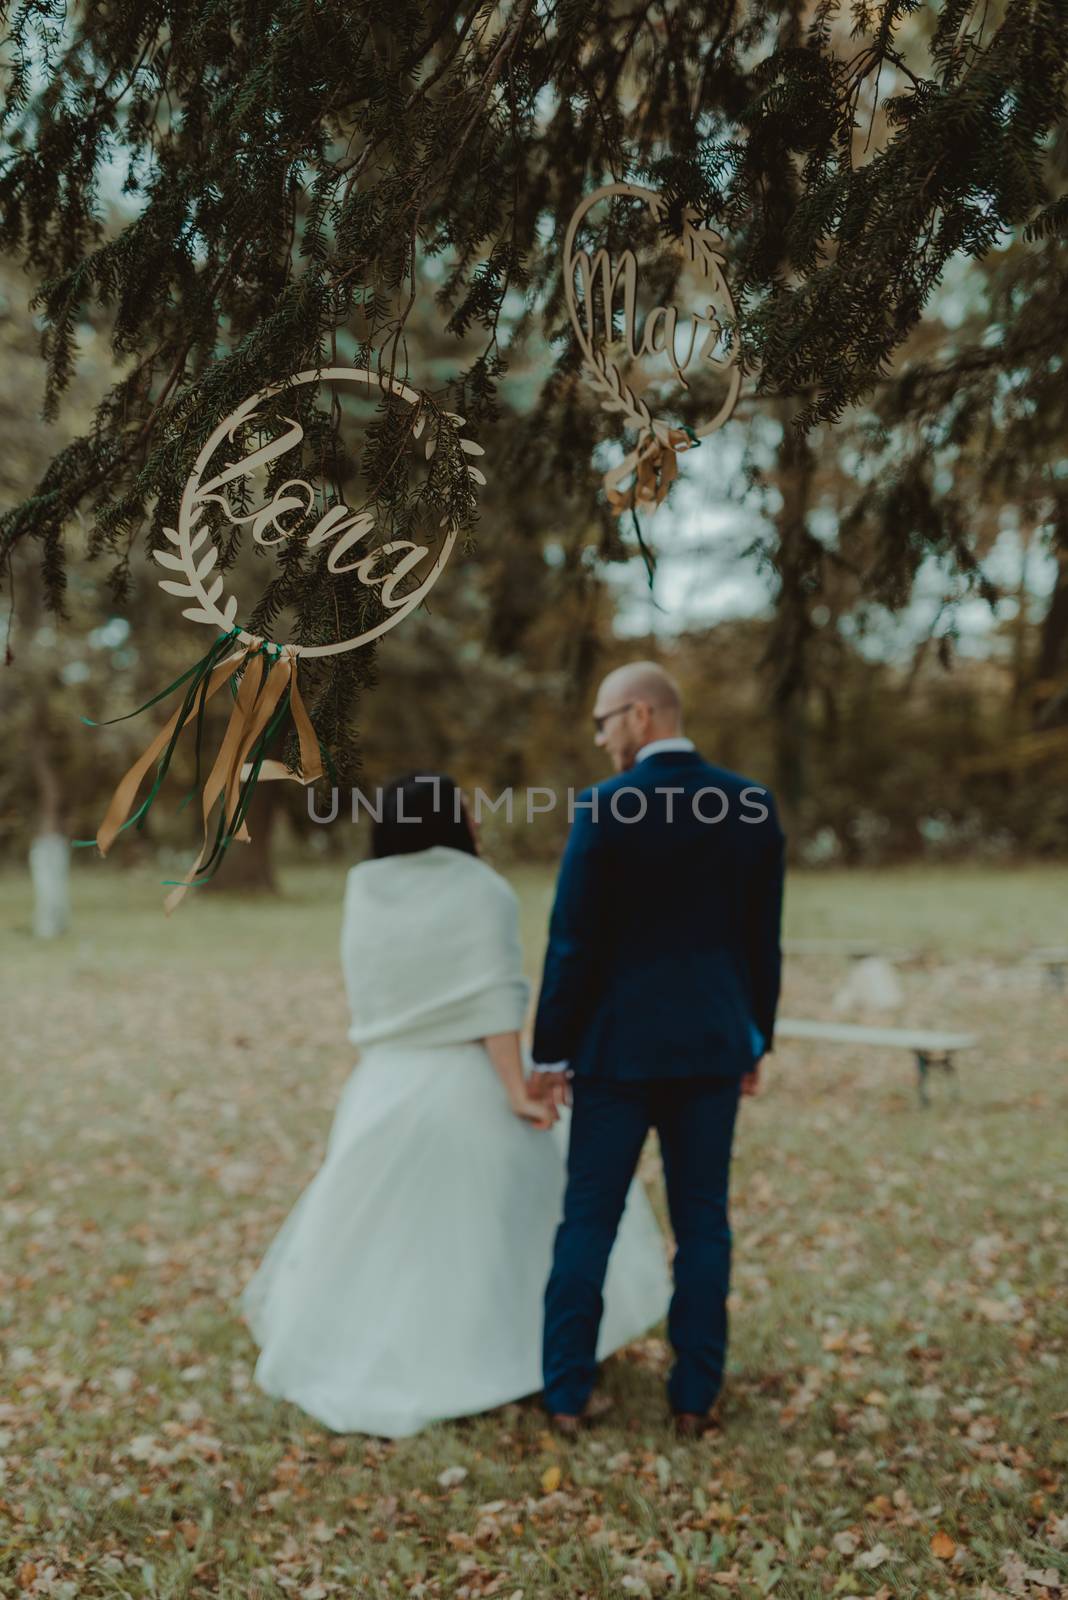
top-left (543, 1075), bottom-right (741, 1417)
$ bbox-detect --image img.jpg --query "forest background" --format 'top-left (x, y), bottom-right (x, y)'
top-left (1, 1), bottom-right (1066, 889)
top-left (1, 230), bottom-right (1064, 888)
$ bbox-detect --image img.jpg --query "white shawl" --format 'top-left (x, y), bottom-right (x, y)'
top-left (340, 846), bottom-right (531, 1050)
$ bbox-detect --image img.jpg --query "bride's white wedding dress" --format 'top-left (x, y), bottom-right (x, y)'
top-left (242, 844), bottom-right (671, 1437)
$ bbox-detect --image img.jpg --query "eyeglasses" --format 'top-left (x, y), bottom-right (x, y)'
top-left (592, 701), bottom-right (635, 735)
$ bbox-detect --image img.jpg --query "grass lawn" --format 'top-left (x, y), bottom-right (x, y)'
top-left (1, 858), bottom-right (1066, 1599)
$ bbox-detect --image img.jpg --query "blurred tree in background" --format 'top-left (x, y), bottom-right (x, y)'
top-left (0, 1), bottom-right (1066, 885)
top-left (2, 220), bottom-right (1065, 872)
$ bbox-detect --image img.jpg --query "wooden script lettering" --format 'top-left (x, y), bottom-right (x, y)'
top-left (563, 183), bottom-right (742, 444)
top-left (154, 368), bottom-right (485, 657)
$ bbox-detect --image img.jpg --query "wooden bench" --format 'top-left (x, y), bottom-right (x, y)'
top-left (775, 1018), bottom-right (979, 1105)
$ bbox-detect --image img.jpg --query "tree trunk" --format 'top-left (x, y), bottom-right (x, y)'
top-left (29, 707), bottom-right (70, 937)
top-left (205, 781), bottom-right (280, 893)
top-left (29, 833), bottom-right (70, 938)
top-left (766, 409), bottom-right (818, 850)
top-left (1009, 524), bottom-right (1035, 711)
top-left (1034, 517), bottom-right (1068, 728)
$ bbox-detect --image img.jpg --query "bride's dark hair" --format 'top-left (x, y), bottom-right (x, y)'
top-left (371, 772), bottom-right (477, 859)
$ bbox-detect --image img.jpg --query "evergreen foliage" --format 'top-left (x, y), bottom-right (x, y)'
top-left (0, 0), bottom-right (1065, 767)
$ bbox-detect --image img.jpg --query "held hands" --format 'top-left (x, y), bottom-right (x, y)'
top-left (509, 1083), bottom-right (558, 1130)
top-left (740, 1062), bottom-right (761, 1097)
top-left (527, 1069), bottom-right (572, 1113)
top-left (484, 1033), bottom-right (560, 1130)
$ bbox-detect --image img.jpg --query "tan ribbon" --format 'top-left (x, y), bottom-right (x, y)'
top-left (239, 649), bottom-right (324, 786)
top-left (95, 642), bottom-right (253, 857)
top-left (91, 636), bottom-right (324, 913)
top-left (604, 425), bottom-right (697, 517)
top-left (163, 645), bottom-right (324, 914)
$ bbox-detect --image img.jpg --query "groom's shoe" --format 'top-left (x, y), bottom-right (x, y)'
top-left (673, 1397), bottom-right (724, 1439)
top-left (673, 1412), bottom-right (712, 1439)
top-left (547, 1393), bottom-right (615, 1435)
top-left (674, 1414), bottom-right (716, 1440)
top-left (548, 1412), bottom-right (583, 1438)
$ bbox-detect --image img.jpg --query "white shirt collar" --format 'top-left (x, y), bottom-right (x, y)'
top-left (635, 736), bottom-right (696, 762)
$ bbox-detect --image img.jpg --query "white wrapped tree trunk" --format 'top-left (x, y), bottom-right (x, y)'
top-left (833, 955), bottom-right (904, 1014)
top-left (30, 832), bottom-right (70, 939)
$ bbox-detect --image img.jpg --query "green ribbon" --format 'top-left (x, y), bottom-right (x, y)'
top-left (160, 678), bottom-right (293, 889)
top-left (73, 629), bottom-right (242, 849)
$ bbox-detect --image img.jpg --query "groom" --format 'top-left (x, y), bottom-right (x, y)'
top-left (530, 661), bottom-right (784, 1435)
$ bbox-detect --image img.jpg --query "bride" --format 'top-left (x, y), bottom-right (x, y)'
top-left (242, 772), bottom-right (670, 1437)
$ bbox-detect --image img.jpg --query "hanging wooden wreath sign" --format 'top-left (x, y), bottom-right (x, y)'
top-left (563, 182), bottom-right (741, 515)
top-left (83, 367), bottom-right (485, 910)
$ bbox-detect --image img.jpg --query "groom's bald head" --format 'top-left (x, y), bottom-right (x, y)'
top-left (593, 661), bottom-right (684, 771)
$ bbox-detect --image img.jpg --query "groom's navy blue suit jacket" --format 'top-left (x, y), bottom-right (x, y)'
top-left (531, 750), bottom-right (785, 1080)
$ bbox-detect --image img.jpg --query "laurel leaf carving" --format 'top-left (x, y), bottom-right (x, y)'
top-left (581, 353), bottom-right (651, 431)
top-left (152, 549), bottom-right (185, 571)
top-left (160, 508), bottom-right (236, 633)
top-left (565, 187), bottom-right (741, 479)
top-left (683, 220), bottom-right (727, 273)
top-left (159, 378), bottom-right (485, 649)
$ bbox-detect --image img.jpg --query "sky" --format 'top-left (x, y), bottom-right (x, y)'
top-left (608, 433), bottom-right (1058, 661)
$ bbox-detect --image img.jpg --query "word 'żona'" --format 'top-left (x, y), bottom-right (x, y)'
top-left (196, 415), bottom-right (429, 609)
